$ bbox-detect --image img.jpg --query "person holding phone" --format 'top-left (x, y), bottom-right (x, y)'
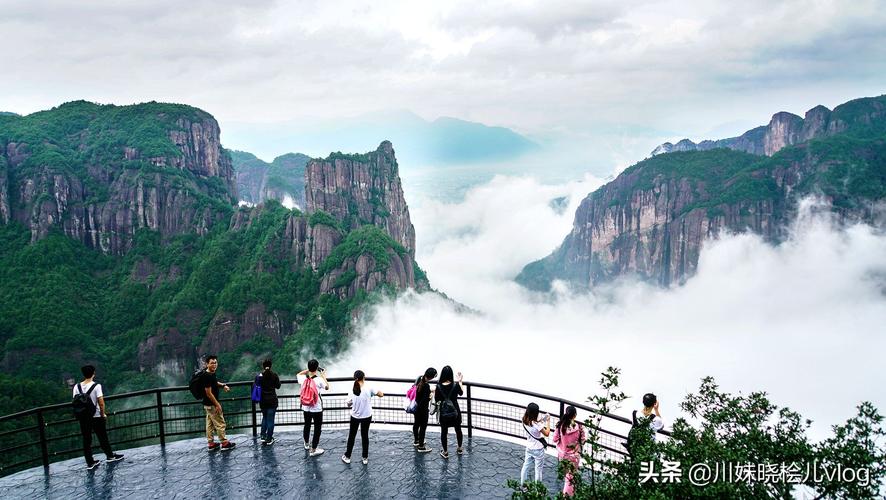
top-left (520, 402), bottom-right (550, 485)
top-left (434, 365), bottom-right (465, 459)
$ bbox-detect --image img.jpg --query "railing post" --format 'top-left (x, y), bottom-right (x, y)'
top-left (560, 401), bottom-right (565, 419)
top-left (156, 390), bottom-right (166, 447)
top-left (36, 410), bottom-right (49, 470)
top-left (466, 384), bottom-right (472, 438)
top-left (251, 400), bottom-right (258, 437)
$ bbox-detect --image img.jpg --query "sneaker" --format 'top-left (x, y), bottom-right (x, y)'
top-left (457, 446), bottom-right (464, 455)
top-left (260, 433), bottom-right (266, 441)
top-left (440, 450), bottom-right (449, 459)
top-left (304, 441), bottom-right (310, 450)
top-left (362, 457), bottom-right (368, 465)
top-left (413, 441), bottom-right (419, 447)
top-left (263, 438), bottom-right (275, 446)
top-left (221, 441), bottom-right (236, 451)
top-left (86, 460), bottom-right (101, 470)
top-left (106, 454), bottom-right (124, 462)
top-left (341, 455), bottom-right (351, 464)
top-left (309, 447), bottom-right (325, 457)
top-left (417, 446), bottom-right (432, 453)
top-left (208, 442), bottom-right (219, 451)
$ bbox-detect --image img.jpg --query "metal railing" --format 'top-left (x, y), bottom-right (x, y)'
top-left (0, 377), bottom-right (669, 477)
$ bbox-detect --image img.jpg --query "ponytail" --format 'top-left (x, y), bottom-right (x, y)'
top-left (559, 405), bottom-right (578, 435)
top-left (353, 370), bottom-right (365, 396)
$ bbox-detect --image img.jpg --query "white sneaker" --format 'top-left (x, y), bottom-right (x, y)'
top-left (309, 448), bottom-right (325, 457)
top-left (362, 457), bottom-right (368, 465)
top-left (304, 441), bottom-right (310, 450)
top-left (341, 455), bottom-right (351, 464)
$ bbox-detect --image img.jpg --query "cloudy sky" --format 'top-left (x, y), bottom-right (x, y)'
top-left (2, 0), bottom-right (885, 168)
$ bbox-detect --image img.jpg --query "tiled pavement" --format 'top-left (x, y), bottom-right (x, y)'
top-left (0, 430), bottom-right (566, 499)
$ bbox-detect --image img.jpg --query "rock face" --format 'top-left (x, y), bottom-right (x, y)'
top-left (2, 102), bottom-right (428, 381)
top-left (650, 96), bottom-right (886, 158)
top-left (520, 95), bottom-right (886, 290)
top-left (306, 141), bottom-right (416, 254)
top-left (135, 142), bottom-right (424, 372)
top-left (0, 102), bottom-right (236, 255)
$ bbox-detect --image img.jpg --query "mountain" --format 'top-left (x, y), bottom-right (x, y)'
top-left (0, 101), bottom-right (427, 411)
top-left (223, 110), bottom-right (539, 167)
top-left (650, 98), bottom-right (886, 157)
top-left (232, 151), bottom-right (310, 208)
top-left (518, 95), bottom-right (886, 291)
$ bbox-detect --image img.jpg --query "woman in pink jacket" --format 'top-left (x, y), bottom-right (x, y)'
top-left (552, 405), bottom-right (585, 496)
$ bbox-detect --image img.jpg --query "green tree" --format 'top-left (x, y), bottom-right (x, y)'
top-left (511, 369), bottom-right (885, 499)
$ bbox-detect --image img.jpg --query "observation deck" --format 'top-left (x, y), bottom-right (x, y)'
top-left (0, 377), bottom-right (668, 498)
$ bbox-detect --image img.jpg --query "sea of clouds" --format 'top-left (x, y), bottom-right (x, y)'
top-left (331, 173), bottom-right (886, 442)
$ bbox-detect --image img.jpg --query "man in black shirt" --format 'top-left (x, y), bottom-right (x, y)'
top-left (202, 355), bottom-right (235, 451)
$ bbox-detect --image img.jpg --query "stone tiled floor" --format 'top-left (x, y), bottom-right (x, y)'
top-left (0, 430), bottom-right (566, 499)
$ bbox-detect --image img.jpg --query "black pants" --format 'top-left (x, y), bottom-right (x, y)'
top-left (79, 416), bottom-right (113, 464)
top-left (303, 411), bottom-right (323, 449)
top-left (344, 416), bottom-right (371, 459)
top-left (413, 408), bottom-right (429, 446)
top-left (440, 418), bottom-right (463, 452)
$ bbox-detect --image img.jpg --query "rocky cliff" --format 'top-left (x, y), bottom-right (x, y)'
top-left (519, 95), bottom-right (886, 290)
top-left (651, 96), bottom-right (886, 158)
top-left (132, 142), bottom-right (424, 374)
top-left (306, 141), bottom-right (417, 255)
top-left (0, 102), bottom-right (428, 401)
top-left (0, 101), bottom-right (236, 255)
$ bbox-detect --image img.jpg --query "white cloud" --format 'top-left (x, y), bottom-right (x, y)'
top-left (332, 176), bottom-right (886, 442)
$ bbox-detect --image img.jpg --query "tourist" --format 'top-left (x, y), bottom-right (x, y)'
top-left (341, 370), bottom-right (384, 465)
top-left (434, 365), bottom-right (464, 459)
top-left (412, 367), bottom-right (437, 453)
top-left (553, 405), bottom-right (585, 496)
top-left (520, 402), bottom-right (550, 485)
top-left (73, 365), bottom-right (124, 470)
top-left (298, 359), bottom-right (328, 456)
top-left (201, 355), bottom-right (235, 451)
top-left (258, 358), bottom-right (281, 445)
top-left (637, 393), bottom-right (664, 433)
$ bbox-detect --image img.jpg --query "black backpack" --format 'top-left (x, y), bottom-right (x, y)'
top-left (72, 383), bottom-right (98, 420)
top-left (438, 384), bottom-right (459, 424)
top-left (189, 369), bottom-right (207, 400)
top-left (624, 410), bottom-right (654, 453)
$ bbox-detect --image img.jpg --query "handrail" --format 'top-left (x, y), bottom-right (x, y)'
top-left (0, 375), bottom-right (669, 477)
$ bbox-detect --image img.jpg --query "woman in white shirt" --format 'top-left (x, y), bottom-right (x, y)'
top-left (341, 370), bottom-right (384, 465)
top-left (520, 402), bottom-right (550, 485)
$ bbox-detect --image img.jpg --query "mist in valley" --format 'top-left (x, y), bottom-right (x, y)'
top-left (332, 173), bottom-right (886, 442)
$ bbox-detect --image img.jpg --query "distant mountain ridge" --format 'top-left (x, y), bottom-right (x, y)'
top-left (224, 110), bottom-right (538, 167)
top-left (519, 95), bottom-right (886, 291)
top-left (232, 150), bottom-right (310, 208)
top-left (651, 97), bottom-right (886, 157)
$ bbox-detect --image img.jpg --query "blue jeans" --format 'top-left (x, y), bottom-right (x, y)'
top-left (520, 447), bottom-right (545, 484)
top-left (261, 408), bottom-right (276, 439)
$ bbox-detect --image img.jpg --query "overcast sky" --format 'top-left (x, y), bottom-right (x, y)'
top-left (2, 0), bottom-right (885, 167)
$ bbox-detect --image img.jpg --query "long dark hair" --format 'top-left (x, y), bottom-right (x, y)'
top-left (417, 367), bottom-right (437, 394)
top-left (523, 402), bottom-right (540, 426)
top-left (439, 365), bottom-right (454, 384)
top-left (353, 370), bottom-right (365, 396)
top-left (558, 405), bottom-right (577, 434)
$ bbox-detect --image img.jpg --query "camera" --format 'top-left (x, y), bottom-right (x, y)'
top-left (319, 367), bottom-right (325, 373)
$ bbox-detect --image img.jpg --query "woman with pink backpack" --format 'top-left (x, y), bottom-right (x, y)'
top-left (552, 405), bottom-right (586, 496)
top-left (298, 359), bottom-right (328, 457)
